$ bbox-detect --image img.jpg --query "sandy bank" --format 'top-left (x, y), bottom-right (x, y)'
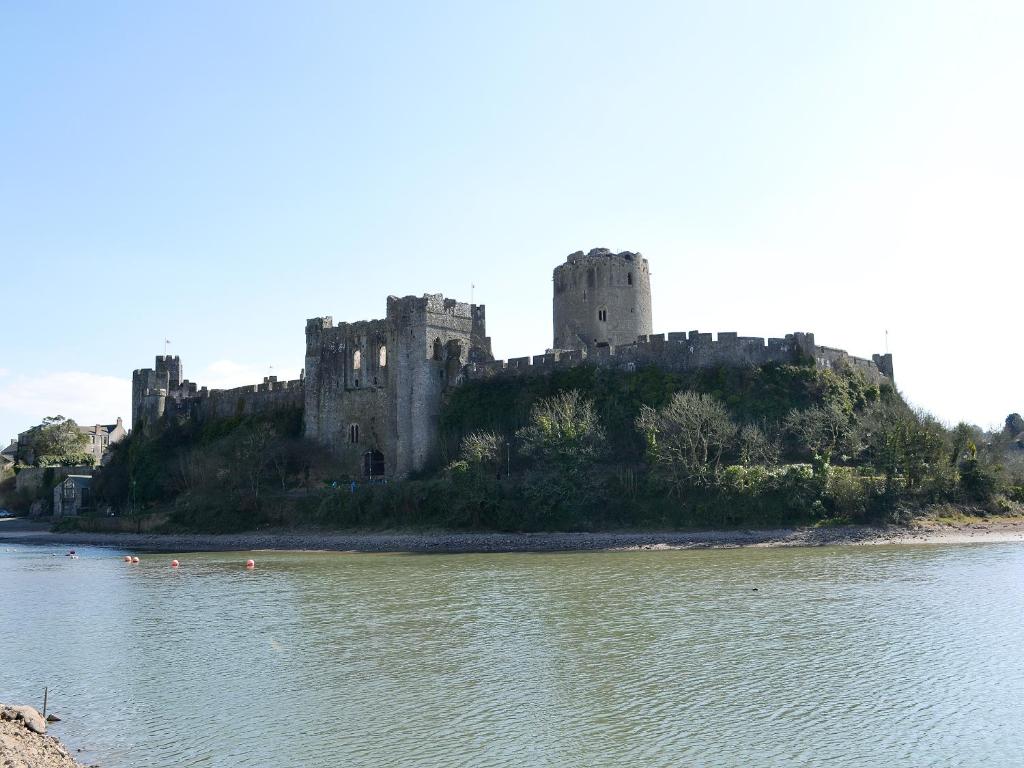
top-left (3, 517), bottom-right (1024, 554)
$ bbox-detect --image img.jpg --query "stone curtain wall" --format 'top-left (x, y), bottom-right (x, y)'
top-left (182, 378), bottom-right (305, 421)
top-left (133, 358), bottom-right (304, 430)
top-left (468, 330), bottom-right (893, 384)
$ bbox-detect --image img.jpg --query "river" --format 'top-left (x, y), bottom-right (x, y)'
top-left (1, 541), bottom-right (1022, 767)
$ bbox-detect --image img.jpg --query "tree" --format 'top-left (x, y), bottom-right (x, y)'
top-left (636, 391), bottom-right (737, 492)
top-left (29, 416), bottom-right (92, 467)
top-left (950, 422), bottom-right (981, 466)
top-left (738, 424), bottom-right (780, 467)
top-left (857, 403), bottom-right (950, 491)
top-left (958, 440), bottom-right (1000, 501)
top-left (459, 430), bottom-right (504, 473)
top-left (514, 391), bottom-right (608, 523)
top-left (516, 390), bottom-right (606, 470)
top-left (784, 404), bottom-right (851, 465)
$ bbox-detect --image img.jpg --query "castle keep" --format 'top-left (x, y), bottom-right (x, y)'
top-left (553, 248), bottom-right (653, 351)
top-left (133, 248), bottom-right (893, 479)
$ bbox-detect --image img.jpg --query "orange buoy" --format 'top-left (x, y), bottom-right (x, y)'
top-left (171, 559), bottom-right (179, 568)
top-left (245, 559), bottom-right (255, 569)
top-left (123, 555), bottom-right (132, 562)
top-left (131, 556), bottom-right (140, 564)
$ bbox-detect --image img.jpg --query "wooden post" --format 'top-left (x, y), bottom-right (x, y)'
top-left (42, 687), bottom-right (47, 718)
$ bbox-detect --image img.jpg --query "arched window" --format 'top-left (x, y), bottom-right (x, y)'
top-left (349, 424), bottom-right (359, 444)
top-left (353, 350), bottom-right (362, 370)
top-left (432, 338), bottom-right (443, 360)
top-left (378, 346), bottom-right (387, 367)
top-left (598, 308), bottom-right (608, 322)
top-left (627, 272), bottom-right (633, 286)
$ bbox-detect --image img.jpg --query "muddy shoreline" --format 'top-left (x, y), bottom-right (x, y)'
top-left (3, 518), bottom-right (1024, 554)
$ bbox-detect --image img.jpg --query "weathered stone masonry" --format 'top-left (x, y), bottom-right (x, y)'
top-left (134, 295), bottom-right (493, 480)
top-left (468, 330), bottom-right (894, 383)
top-left (132, 355), bottom-right (304, 429)
top-left (553, 248), bottom-right (653, 351)
top-left (132, 248), bottom-right (892, 479)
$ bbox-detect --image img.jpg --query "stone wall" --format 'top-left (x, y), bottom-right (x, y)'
top-left (304, 316), bottom-right (392, 477)
top-left (15, 465), bottom-right (92, 495)
top-left (174, 378), bottom-right (305, 421)
top-left (302, 294), bottom-right (491, 479)
top-left (468, 330), bottom-right (893, 384)
top-left (134, 354), bottom-right (304, 432)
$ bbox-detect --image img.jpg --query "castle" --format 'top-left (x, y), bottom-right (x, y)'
top-left (132, 248), bottom-right (893, 479)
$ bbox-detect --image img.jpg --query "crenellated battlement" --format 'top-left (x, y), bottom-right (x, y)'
top-left (466, 330), bottom-right (891, 383)
top-left (131, 353), bottom-right (306, 429)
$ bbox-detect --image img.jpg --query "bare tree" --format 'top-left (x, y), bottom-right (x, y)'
top-left (738, 424), bottom-right (780, 467)
top-left (636, 391), bottom-right (737, 493)
top-left (784, 404), bottom-right (850, 463)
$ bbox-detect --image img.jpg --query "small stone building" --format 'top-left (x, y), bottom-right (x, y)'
top-left (53, 475), bottom-right (92, 517)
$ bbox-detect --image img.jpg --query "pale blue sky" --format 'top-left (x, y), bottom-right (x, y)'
top-left (1, 1), bottom-right (1022, 442)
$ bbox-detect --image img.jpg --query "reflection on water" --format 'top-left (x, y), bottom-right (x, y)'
top-left (1, 542), bottom-right (1023, 767)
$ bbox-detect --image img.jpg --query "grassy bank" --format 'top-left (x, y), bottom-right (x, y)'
top-left (42, 361), bottom-right (1024, 535)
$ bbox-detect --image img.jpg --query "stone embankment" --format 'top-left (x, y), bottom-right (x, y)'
top-left (0, 704), bottom-right (84, 768)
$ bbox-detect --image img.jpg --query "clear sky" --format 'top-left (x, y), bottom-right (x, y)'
top-left (1, 1), bottom-right (1021, 443)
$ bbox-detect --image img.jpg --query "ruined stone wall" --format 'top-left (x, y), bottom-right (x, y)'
top-left (134, 356), bottom-right (304, 432)
top-left (468, 330), bottom-right (892, 384)
top-left (814, 347), bottom-right (895, 383)
top-left (302, 295), bottom-right (487, 479)
top-left (303, 316), bottom-right (391, 465)
top-left (553, 249), bottom-right (653, 351)
top-left (167, 378), bottom-right (305, 422)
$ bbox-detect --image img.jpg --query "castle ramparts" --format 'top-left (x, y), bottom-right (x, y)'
top-left (131, 249), bottom-right (894, 480)
top-left (467, 331), bottom-right (894, 383)
top-left (132, 358), bottom-right (305, 430)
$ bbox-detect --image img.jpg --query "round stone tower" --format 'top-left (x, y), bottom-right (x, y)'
top-left (552, 248), bottom-right (653, 351)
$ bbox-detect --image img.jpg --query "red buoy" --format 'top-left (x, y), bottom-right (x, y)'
top-left (131, 556), bottom-right (140, 564)
top-left (171, 559), bottom-right (179, 568)
top-left (245, 559), bottom-right (255, 569)
top-left (123, 555), bottom-right (132, 562)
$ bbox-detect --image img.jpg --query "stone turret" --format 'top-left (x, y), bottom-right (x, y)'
top-left (154, 355), bottom-right (182, 389)
top-left (553, 248), bottom-right (653, 352)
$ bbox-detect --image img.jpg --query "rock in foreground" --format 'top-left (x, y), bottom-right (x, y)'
top-left (0, 704), bottom-right (83, 768)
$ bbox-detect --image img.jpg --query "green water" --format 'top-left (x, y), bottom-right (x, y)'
top-left (1, 542), bottom-right (1022, 767)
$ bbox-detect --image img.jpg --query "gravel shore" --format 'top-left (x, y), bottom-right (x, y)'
top-left (0, 705), bottom-right (84, 768)
top-left (3, 518), bottom-right (1024, 553)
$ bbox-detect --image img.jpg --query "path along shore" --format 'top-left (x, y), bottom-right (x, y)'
top-left (3, 517), bottom-right (1024, 554)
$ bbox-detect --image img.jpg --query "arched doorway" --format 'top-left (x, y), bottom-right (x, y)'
top-left (363, 449), bottom-right (385, 480)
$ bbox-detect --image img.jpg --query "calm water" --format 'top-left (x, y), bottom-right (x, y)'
top-left (1, 542), bottom-right (1022, 767)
